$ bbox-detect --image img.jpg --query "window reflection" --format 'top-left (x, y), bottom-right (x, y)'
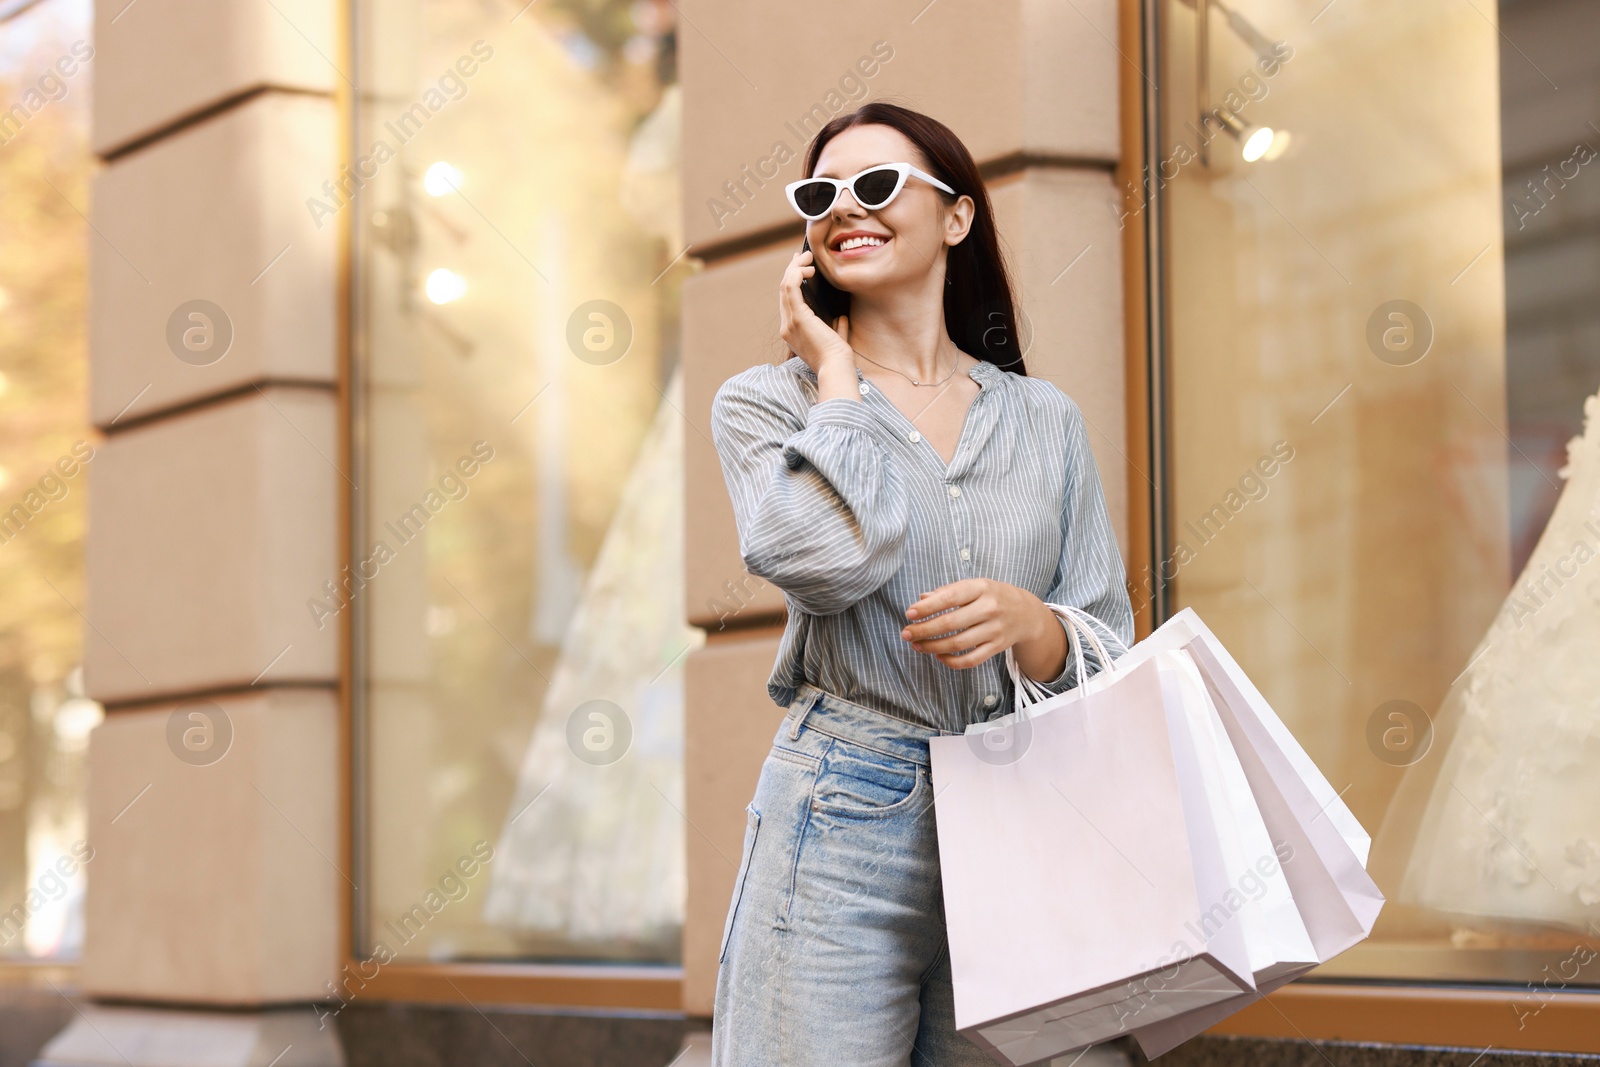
top-left (1157, 0), bottom-right (1600, 982)
top-left (0, 0), bottom-right (98, 963)
top-left (354, 0), bottom-right (689, 963)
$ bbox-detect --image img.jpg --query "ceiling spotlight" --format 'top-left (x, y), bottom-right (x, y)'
top-left (1256, 128), bottom-right (1292, 162)
top-left (425, 268), bottom-right (466, 304)
top-left (424, 161), bottom-right (463, 197)
top-left (1206, 107), bottom-right (1291, 164)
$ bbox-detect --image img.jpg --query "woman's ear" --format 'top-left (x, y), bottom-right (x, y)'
top-left (944, 194), bottom-right (977, 247)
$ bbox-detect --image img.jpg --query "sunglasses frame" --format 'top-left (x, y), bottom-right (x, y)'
top-left (784, 162), bottom-right (958, 221)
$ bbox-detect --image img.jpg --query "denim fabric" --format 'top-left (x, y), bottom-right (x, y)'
top-left (712, 684), bottom-right (997, 1067)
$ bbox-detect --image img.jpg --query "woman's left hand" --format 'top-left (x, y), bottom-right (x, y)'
top-left (900, 578), bottom-right (1067, 681)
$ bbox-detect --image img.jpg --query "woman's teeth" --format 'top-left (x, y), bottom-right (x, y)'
top-left (838, 235), bottom-right (886, 251)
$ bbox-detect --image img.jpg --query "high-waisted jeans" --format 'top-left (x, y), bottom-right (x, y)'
top-left (711, 683), bottom-right (996, 1067)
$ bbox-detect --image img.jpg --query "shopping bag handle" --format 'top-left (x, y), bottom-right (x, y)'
top-left (1003, 604), bottom-right (1129, 711)
top-left (1049, 604), bottom-right (1130, 664)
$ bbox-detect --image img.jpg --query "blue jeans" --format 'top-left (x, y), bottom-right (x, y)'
top-left (712, 684), bottom-right (996, 1067)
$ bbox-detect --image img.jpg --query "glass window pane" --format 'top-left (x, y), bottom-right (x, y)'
top-left (1155, 0), bottom-right (1600, 983)
top-left (0, 0), bottom-right (99, 962)
top-left (352, 0), bottom-right (690, 963)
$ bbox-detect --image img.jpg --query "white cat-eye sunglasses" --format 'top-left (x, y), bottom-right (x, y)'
top-left (784, 162), bottom-right (957, 221)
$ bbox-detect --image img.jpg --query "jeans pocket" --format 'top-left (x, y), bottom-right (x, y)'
top-left (810, 741), bottom-right (924, 818)
top-left (719, 805), bottom-right (761, 964)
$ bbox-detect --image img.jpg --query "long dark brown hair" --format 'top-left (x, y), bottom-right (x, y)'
top-left (799, 102), bottom-right (1028, 375)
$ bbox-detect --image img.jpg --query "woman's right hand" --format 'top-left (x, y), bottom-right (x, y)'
top-left (779, 247), bottom-right (854, 374)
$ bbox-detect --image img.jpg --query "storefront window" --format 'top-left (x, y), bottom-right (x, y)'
top-left (351, 0), bottom-right (690, 963)
top-left (1150, 0), bottom-right (1600, 983)
top-left (0, 0), bottom-right (99, 963)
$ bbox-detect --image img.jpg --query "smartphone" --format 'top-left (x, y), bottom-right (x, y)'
top-left (799, 235), bottom-right (841, 323)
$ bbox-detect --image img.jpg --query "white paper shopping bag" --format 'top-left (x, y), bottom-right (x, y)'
top-left (1051, 607), bottom-right (1372, 871)
top-left (1121, 649), bottom-right (1325, 1060)
top-left (1123, 632), bottom-right (1387, 1059)
top-left (966, 604), bottom-right (1383, 1062)
top-left (1004, 606), bottom-right (1383, 953)
top-left (931, 648), bottom-right (1258, 1065)
top-left (1153, 648), bottom-right (1319, 983)
top-left (1048, 608), bottom-right (1384, 1060)
top-left (1039, 643), bottom-right (1318, 1056)
top-left (1179, 623), bottom-right (1385, 949)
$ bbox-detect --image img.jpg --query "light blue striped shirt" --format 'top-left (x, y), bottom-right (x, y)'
top-left (710, 355), bottom-right (1134, 733)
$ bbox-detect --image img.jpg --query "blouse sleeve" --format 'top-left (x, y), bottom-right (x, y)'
top-left (710, 369), bottom-right (910, 617)
top-left (1031, 395), bottom-right (1135, 694)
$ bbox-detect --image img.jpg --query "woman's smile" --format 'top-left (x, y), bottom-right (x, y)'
top-left (829, 229), bottom-right (892, 259)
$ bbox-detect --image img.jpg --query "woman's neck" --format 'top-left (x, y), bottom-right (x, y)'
top-left (845, 310), bottom-right (962, 384)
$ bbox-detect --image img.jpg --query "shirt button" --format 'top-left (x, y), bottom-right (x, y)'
top-left (908, 431), bottom-right (921, 443)
top-left (959, 547), bottom-right (971, 561)
top-left (983, 694), bottom-right (998, 707)
top-left (859, 382), bottom-right (870, 395)
top-left (948, 485), bottom-right (961, 498)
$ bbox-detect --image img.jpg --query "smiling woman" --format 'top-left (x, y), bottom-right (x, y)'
top-left (708, 102), bottom-right (1133, 1063)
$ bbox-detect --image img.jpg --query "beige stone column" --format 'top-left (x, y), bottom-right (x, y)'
top-left (679, 0), bottom-right (1130, 1013)
top-left (80, 0), bottom-right (345, 1009)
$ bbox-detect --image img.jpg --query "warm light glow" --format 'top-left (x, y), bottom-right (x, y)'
top-left (425, 268), bottom-right (467, 304)
top-left (1242, 126), bottom-right (1276, 163)
top-left (53, 698), bottom-right (104, 747)
top-left (1261, 129), bottom-right (1293, 162)
top-left (424, 161), bottom-right (464, 196)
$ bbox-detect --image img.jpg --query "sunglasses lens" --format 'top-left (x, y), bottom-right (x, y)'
top-left (793, 180), bottom-right (837, 217)
top-left (853, 167), bottom-right (901, 208)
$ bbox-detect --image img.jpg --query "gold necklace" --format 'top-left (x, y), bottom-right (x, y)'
top-left (852, 346), bottom-right (959, 388)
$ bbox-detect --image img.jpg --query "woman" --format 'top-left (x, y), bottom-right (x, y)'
top-left (708, 102), bottom-right (1135, 1065)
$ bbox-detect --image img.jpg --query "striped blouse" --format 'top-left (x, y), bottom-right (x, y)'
top-left (709, 354), bottom-right (1134, 733)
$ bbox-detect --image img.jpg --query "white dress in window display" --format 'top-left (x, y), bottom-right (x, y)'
top-left (482, 363), bottom-right (702, 955)
top-left (1381, 384), bottom-right (1600, 933)
top-left (482, 81), bottom-right (696, 956)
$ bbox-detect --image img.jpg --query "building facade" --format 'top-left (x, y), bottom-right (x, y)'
top-left (0, 0), bottom-right (1597, 1063)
